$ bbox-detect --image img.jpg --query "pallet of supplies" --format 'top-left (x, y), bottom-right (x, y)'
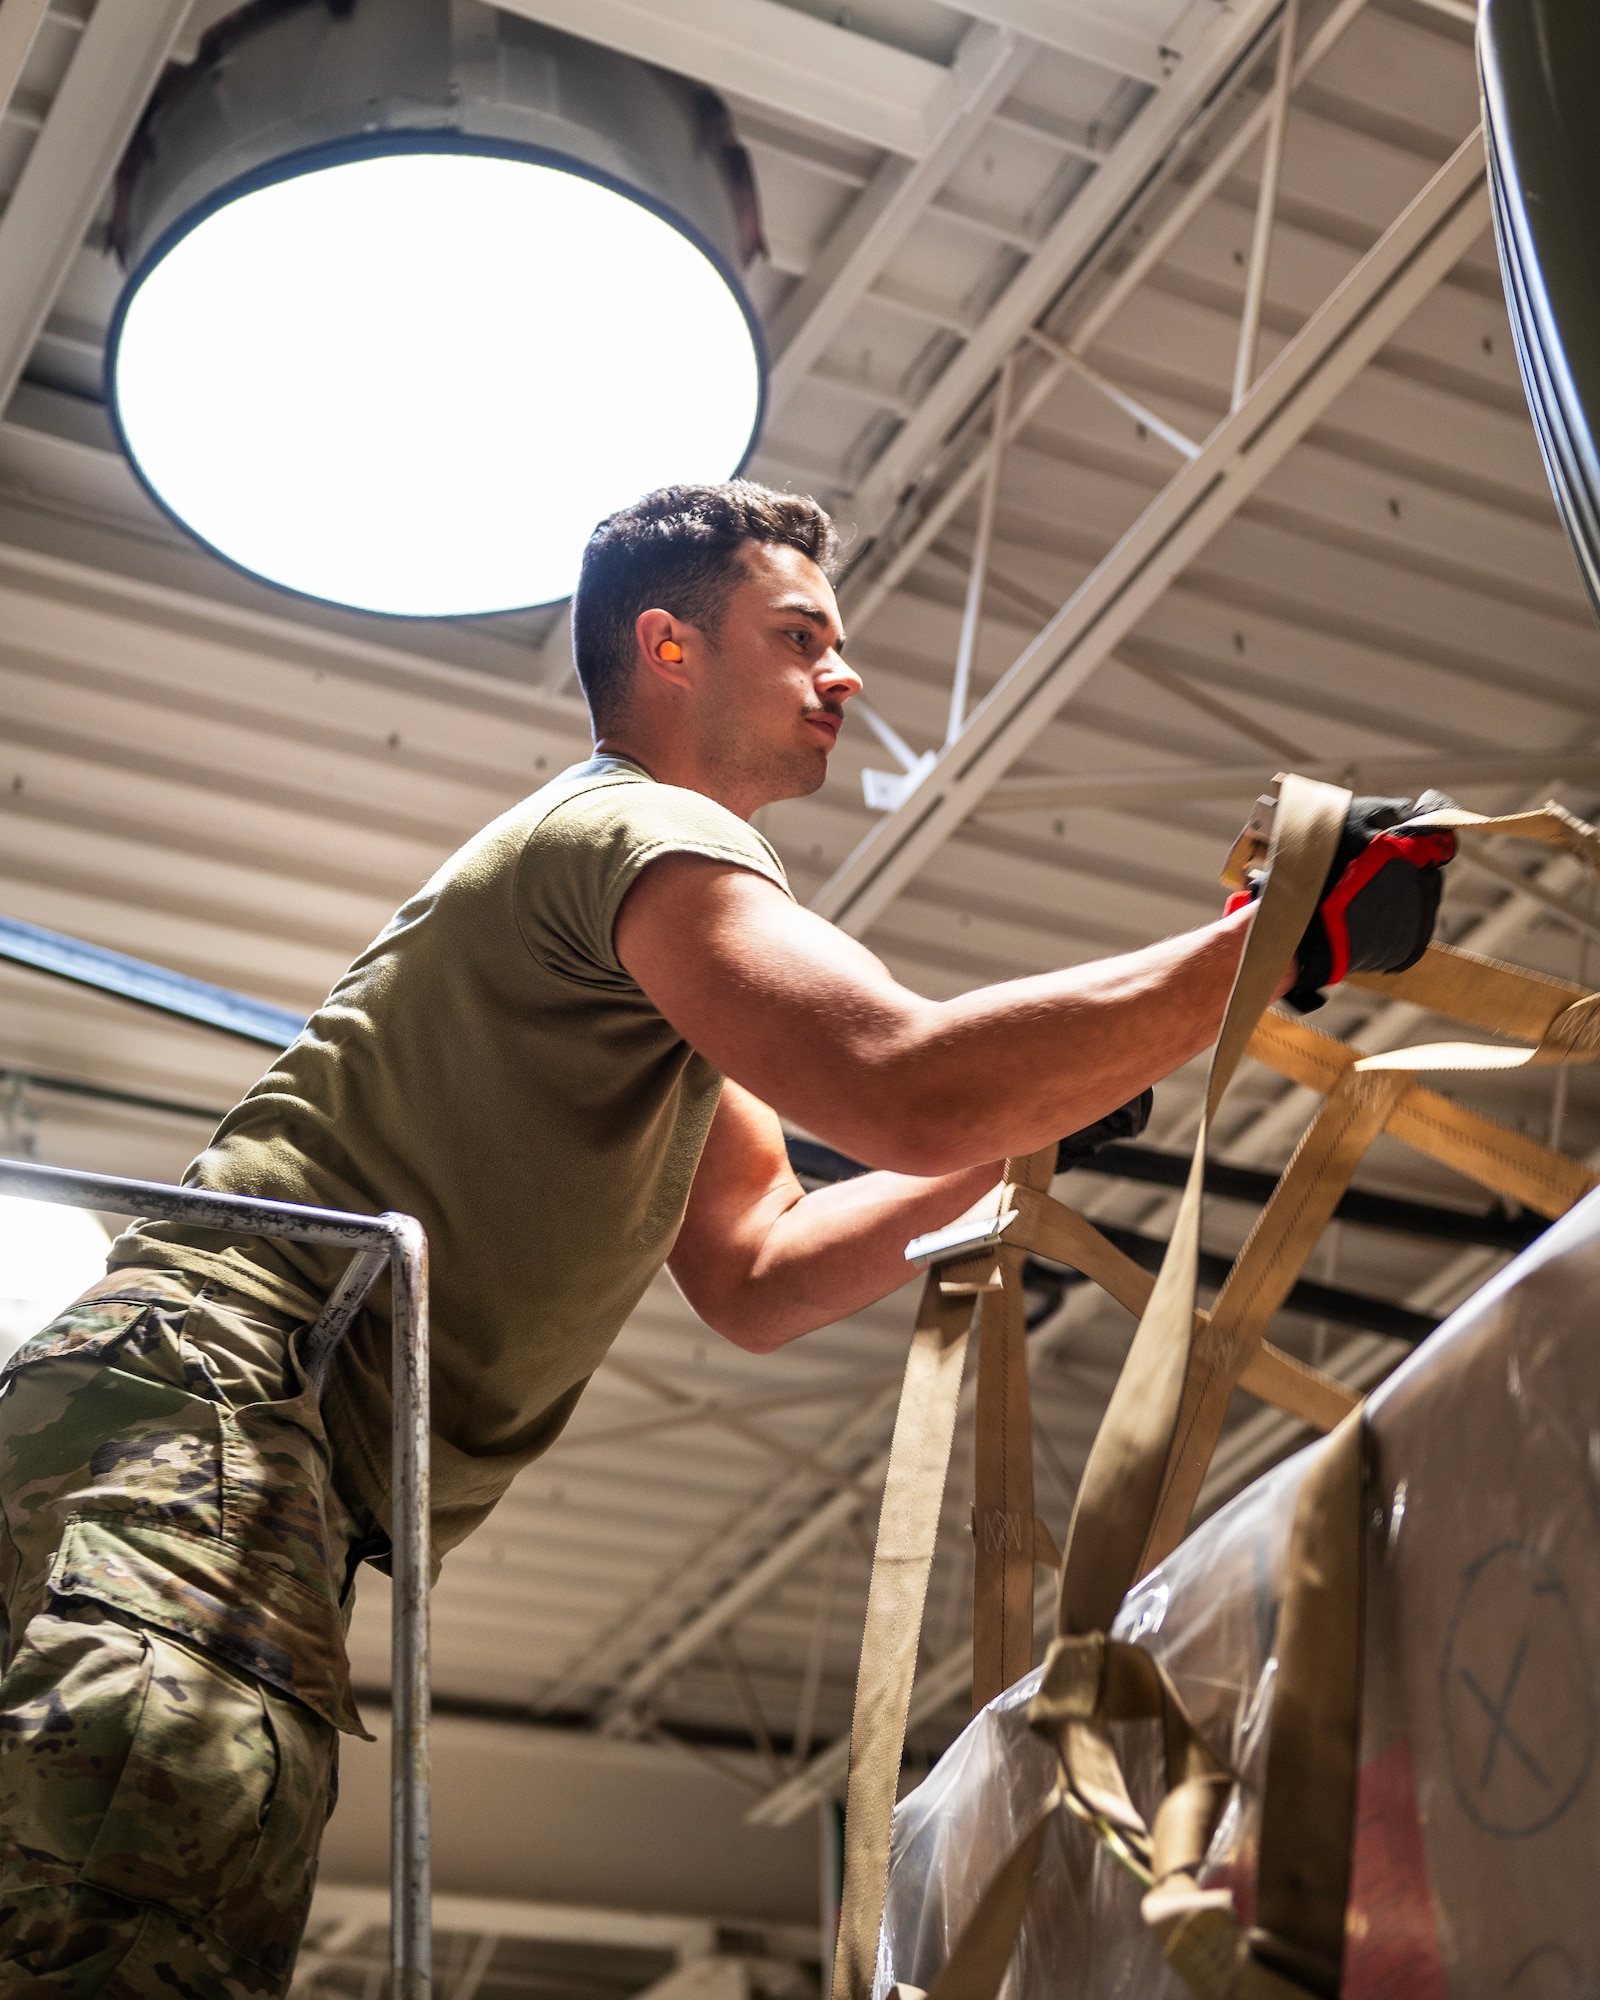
top-left (877, 1187), bottom-right (1600, 1999)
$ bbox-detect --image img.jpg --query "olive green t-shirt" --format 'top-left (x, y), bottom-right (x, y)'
top-left (110, 756), bottom-right (790, 1556)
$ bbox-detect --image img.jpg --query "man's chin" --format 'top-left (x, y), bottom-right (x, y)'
top-left (753, 748), bottom-right (830, 809)
top-left (795, 743), bottom-right (832, 798)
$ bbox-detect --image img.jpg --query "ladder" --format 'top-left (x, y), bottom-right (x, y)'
top-left (0, 1155), bottom-right (433, 2000)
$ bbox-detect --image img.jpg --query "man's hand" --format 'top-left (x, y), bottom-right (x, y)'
top-left (1227, 791), bottom-right (1456, 1013)
top-left (615, 853), bottom-right (1268, 1176)
top-left (1056, 1088), bottom-right (1152, 1170)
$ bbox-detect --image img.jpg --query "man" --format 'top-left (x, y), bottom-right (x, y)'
top-left (0, 482), bottom-right (1451, 1996)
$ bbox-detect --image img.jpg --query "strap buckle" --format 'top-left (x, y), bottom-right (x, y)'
top-left (904, 1206), bottom-right (1020, 1271)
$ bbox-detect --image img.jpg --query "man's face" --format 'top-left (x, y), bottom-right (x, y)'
top-left (693, 542), bottom-right (862, 806)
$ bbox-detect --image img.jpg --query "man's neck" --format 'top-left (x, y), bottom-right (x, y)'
top-left (593, 728), bottom-right (759, 821)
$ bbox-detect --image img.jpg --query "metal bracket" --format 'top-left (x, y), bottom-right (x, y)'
top-left (905, 1205), bottom-right (1020, 1270)
top-left (863, 750), bottom-right (938, 813)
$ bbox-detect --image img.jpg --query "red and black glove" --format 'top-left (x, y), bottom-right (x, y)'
top-left (1225, 791), bottom-right (1456, 1014)
top-left (1056, 1086), bottom-right (1153, 1172)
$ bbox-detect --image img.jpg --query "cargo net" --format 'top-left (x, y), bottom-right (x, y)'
top-left (831, 777), bottom-right (1600, 2000)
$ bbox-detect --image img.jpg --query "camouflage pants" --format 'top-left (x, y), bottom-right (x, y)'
top-left (0, 1269), bottom-right (376, 1997)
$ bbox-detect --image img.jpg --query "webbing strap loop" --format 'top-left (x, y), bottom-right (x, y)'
top-left (831, 1272), bottom-right (978, 2000)
top-left (1057, 773), bottom-right (1352, 1642)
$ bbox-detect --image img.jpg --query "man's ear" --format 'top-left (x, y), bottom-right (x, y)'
top-left (636, 608), bottom-right (694, 690)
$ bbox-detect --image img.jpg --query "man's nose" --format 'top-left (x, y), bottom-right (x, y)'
top-left (819, 651), bottom-right (863, 701)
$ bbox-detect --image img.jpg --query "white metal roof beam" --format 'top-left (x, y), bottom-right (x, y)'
top-left (0, 0), bottom-right (190, 415)
top-left (959, 1), bottom-right (1175, 84)
top-left (764, 22), bottom-right (1030, 411)
top-left (492, 0), bottom-right (963, 157)
top-left (811, 129), bottom-right (1492, 938)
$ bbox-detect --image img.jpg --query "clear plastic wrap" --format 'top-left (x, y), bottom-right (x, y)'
top-left (877, 1189), bottom-right (1600, 2000)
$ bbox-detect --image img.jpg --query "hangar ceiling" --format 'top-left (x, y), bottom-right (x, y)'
top-left (1, 0), bottom-right (1595, 1933)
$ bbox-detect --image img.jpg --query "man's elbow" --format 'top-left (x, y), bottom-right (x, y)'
top-left (696, 1293), bottom-right (794, 1354)
top-left (670, 1268), bottom-right (791, 1353)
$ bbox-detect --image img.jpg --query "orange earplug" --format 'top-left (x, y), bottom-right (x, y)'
top-left (659, 640), bottom-right (683, 662)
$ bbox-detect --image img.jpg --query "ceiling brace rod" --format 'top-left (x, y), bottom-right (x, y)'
top-left (1026, 327), bottom-right (1200, 458)
top-left (947, 355), bottom-right (1014, 746)
top-left (1070, 0), bottom-right (1371, 357)
top-left (790, 1523), bottom-right (846, 1770)
top-left (854, 699), bottom-right (925, 775)
top-left (1232, 0), bottom-right (1301, 410)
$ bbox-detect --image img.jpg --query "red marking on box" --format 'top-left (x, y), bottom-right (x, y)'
top-left (1344, 1739), bottom-right (1447, 1999)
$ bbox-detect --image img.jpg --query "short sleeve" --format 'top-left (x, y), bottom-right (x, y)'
top-left (515, 772), bottom-right (792, 979)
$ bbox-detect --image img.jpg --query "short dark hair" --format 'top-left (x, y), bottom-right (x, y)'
top-left (571, 481), bottom-right (841, 728)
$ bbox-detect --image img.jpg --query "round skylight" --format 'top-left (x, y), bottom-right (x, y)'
top-left (108, 145), bottom-right (766, 618)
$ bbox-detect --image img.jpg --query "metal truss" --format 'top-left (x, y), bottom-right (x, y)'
top-left (746, 0), bottom-right (1286, 499)
top-left (816, 118), bottom-right (1491, 934)
top-left (0, 1), bottom-right (189, 414)
top-left (834, 0), bottom-right (1377, 640)
top-left (761, 24), bottom-right (1031, 416)
top-left (839, 0), bottom-right (1290, 531)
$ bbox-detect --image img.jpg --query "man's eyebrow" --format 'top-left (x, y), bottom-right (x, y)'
top-left (774, 597), bottom-right (846, 649)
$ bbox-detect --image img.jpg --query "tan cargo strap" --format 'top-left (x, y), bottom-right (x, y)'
top-left (1241, 1410), bottom-right (1365, 1998)
top-left (831, 781), bottom-right (1600, 2000)
top-left (1057, 773), bottom-right (1350, 1643)
top-left (1249, 1007), bottom-right (1598, 1218)
top-left (971, 1145), bottom-right (1058, 1714)
top-left (831, 1254), bottom-right (985, 2000)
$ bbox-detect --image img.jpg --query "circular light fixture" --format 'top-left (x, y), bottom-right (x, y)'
top-left (107, 4), bottom-right (767, 619)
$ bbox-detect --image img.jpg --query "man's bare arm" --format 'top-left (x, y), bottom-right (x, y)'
top-left (669, 1079), bottom-right (998, 1350)
top-left (617, 855), bottom-right (1270, 1175)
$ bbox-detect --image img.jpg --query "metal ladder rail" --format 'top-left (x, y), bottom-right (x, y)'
top-left (0, 1157), bottom-right (432, 1999)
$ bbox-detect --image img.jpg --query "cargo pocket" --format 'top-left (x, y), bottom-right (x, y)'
top-left (79, 1619), bottom-right (333, 1977)
top-left (0, 1603), bottom-right (151, 1892)
top-left (79, 1625), bottom-right (278, 1928)
top-left (0, 1602), bottom-right (334, 1979)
